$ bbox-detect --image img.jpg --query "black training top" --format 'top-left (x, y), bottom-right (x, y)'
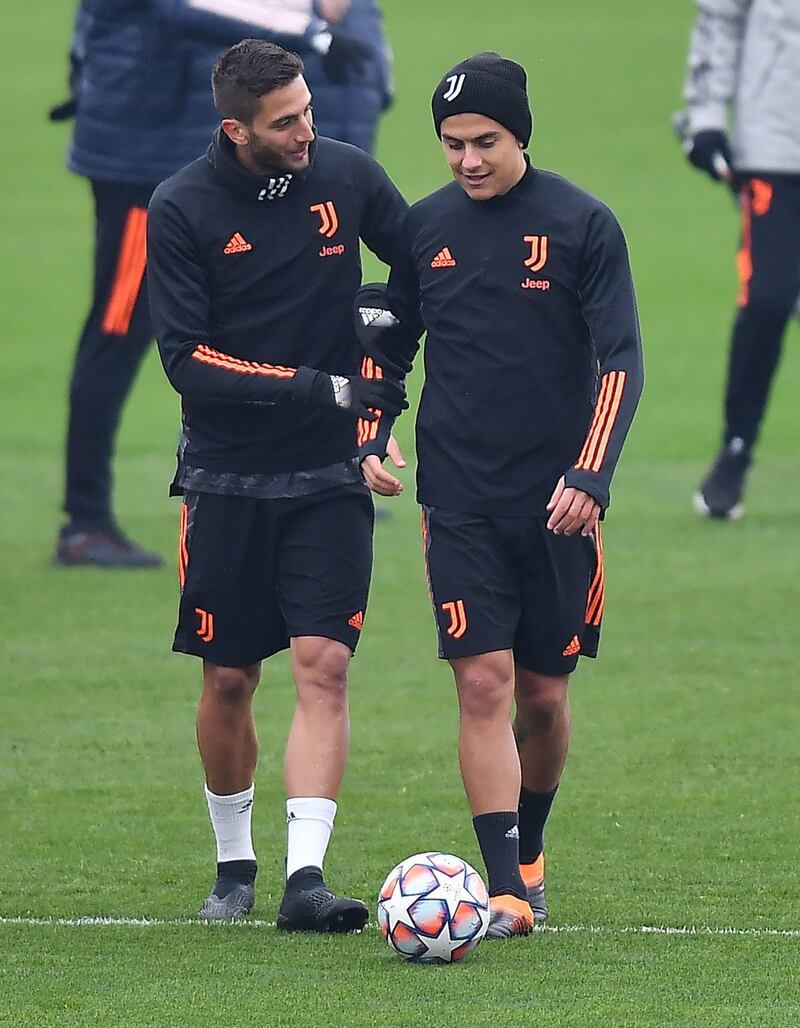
top-left (147, 129), bottom-right (407, 483)
top-left (385, 162), bottom-right (644, 515)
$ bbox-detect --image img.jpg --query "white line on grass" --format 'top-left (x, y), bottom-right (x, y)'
top-left (1, 917), bottom-right (798, 937)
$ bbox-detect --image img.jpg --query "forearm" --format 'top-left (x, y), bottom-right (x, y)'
top-left (683, 0), bottom-right (749, 132)
top-left (357, 356), bottom-right (397, 459)
top-left (160, 340), bottom-right (326, 406)
top-left (151, 0), bottom-right (324, 50)
top-left (564, 359), bottom-right (643, 508)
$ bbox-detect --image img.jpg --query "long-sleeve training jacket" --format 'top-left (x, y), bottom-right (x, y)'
top-left (147, 130), bottom-right (407, 479)
top-left (381, 163), bottom-right (643, 517)
top-left (683, 0), bottom-right (800, 174)
top-left (305, 0), bottom-right (393, 154)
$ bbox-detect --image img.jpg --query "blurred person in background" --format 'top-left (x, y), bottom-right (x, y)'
top-left (679, 0), bottom-right (800, 520)
top-left (50, 0), bottom-right (371, 567)
top-left (305, 0), bottom-right (393, 154)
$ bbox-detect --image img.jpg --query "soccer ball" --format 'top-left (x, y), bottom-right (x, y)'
top-left (377, 852), bottom-right (490, 963)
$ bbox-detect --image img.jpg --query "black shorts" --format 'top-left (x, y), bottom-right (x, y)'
top-left (421, 506), bottom-right (604, 677)
top-left (175, 486), bottom-right (374, 666)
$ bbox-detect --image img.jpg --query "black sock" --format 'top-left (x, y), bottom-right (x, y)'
top-left (218, 859), bottom-right (257, 884)
top-left (472, 811), bottom-right (527, 900)
top-left (285, 865), bottom-right (324, 891)
top-left (518, 785), bottom-right (558, 864)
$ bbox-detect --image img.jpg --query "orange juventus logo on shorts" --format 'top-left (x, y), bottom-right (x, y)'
top-left (195, 607), bottom-right (214, 643)
top-left (442, 600), bottom-right (468, 639)
top-left (310, 201), bottom-right (339, 238)
top-left (523, 235), bottom-right (548, 271)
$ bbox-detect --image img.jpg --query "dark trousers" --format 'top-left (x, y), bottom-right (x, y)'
top-left (64, 179), bottom-right (157, 525)
top-left (725, 173), bottom-right (800, 449)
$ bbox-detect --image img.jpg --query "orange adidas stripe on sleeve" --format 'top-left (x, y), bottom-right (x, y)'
top-left (357, 354), bottom-right (383, 445)
top-left (575, 370), bottom-right (627, 473)
top-left (191, 344), bottom-right (297, 379)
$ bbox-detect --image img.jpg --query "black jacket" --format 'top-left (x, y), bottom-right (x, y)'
top-left (147, 131), bottom-right (407, 477)
top-left (384, 164), bottom-right (644, 516)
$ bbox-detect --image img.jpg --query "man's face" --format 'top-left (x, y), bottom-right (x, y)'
top-left (223, 76), bottom-right (315, 174)
top-left (440, 113), bottom-right (526, 200)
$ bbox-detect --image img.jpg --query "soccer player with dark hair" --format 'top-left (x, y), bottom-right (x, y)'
top-left (52, 0), bottom-right (374, 567)
top-left (356, 52), bottom-right (643, 938)
top-left (146, 38), bottom-right (407, 930)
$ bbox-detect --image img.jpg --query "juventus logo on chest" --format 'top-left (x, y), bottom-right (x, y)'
top-left (523, 235), bottom-right (548, 272)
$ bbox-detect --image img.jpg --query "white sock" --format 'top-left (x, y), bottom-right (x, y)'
top-left (204, 784), bottom-right (256, 863)
top-left (286, 797), bottom-right (337, 879)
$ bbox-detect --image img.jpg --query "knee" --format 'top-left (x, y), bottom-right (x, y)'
top-left (741, 284), bottom-right (795, 327)
top-left (294, 640), bottom-right (350, 703)
top-left (454, 657), bottom-right (514, 722)
top-left (515, 676), bottom-right (568, 736)
top-left (204, 664), bottom-right (260, 703)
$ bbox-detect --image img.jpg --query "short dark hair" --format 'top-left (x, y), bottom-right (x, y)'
top-left (212, 39), bottom-right (305, 124)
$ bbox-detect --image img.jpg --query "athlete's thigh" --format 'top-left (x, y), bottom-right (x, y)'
top-left (514, 519), bottom-right (598, 677)
top-left (276, 485), bottom-right (374, 653)
top-left (740, 176), bottom-right (800, 311)
top-left (175, 491), bottom-right (288, 666)
top-left (422, 506), bottom-right (520, 660)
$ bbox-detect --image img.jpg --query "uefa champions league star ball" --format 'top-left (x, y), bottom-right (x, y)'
top-left (377, 852), bottom-right (490, 963)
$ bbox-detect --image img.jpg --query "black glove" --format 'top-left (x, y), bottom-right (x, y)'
top-left (354, 283), bottom-right (417, 378)
top-left (687, 129), bottom-right (733, 182)
top-left (320, 32), bottom-right (372, 84)
top-left (339, 373), bottom-right (407, 420)
top-left (49, 98), bottom-right (77, 122)
top-left (297, 367), bottom-right (407, 420)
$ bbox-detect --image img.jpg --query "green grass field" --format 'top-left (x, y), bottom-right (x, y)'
top-left (2, 1), bottom-right (799, 1025)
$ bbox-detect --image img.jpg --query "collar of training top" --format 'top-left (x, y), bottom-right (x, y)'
top-left (208, 127), bottom-right (318, 201)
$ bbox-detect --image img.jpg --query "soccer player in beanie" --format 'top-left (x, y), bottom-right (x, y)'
top-left (357, 52), bottom-right (643, 937)
top-left (146, 39), bottom-right (408, 929)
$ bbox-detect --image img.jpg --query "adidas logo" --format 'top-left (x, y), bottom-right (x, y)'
top-left (359, 306), bottom-right (399, 328)
top-left (431, 247), bottom-right (456, 268)
top-left (223, 232), bottom-right (252, 255)
top-left (562, 635), bottom-right (581, 657)
top-left (348, 610), bottom-right (364, 631)
top-left (504, 825), bottom-right (519, 840)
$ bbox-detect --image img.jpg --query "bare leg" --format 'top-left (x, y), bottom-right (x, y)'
top-left (451, 650), bottom-right (518, 814)
top-left (276, 636), bottom-right (368, 932)
top-left (285, 636), bottom-right (351, 798)
top-left (513, 667), bottom-right (570, 790)
top-left (197, 661), bottom-right (261, 794)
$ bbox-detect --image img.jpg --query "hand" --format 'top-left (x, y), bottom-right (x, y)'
top-left (49, 97), bottom-right (77, 121)
top-left (686, 129), bottom-right (733, 183)
top-left (329, 373), bottom-right (407, 420)
top-left (355, 284), bottom-right (416, 377)
top-left (321, 32), bottom-right (372, 83)
top-left (363, 340), bottom-right (413, 380)
top-left (318, 0), bottom-right (350, 21)
top-left (546, 477), bottom-right (601, 537)
top-left (361, 436), bottom-right (407, 497)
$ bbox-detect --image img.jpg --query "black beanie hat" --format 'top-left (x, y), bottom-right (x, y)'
top-left (431, 51), bottom-right (532, 147)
